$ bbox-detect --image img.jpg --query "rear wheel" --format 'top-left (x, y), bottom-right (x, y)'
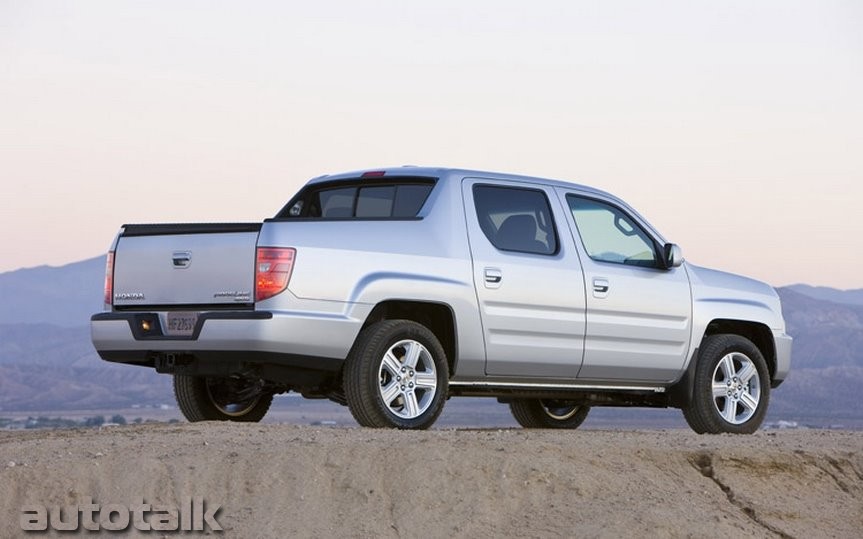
top-left (344, 320), bottom-right (448, 429)
top-left (173, 375), bottom-right (273, 422)
top-left (509, 399), bottom-right (590, 429)
top-left (682, 334), bottom-right (770, 434)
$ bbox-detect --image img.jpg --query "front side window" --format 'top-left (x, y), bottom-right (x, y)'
top-left (473, 185), bottom-right (558, 255)
top-left (567, 195), bottom-right (659, 268)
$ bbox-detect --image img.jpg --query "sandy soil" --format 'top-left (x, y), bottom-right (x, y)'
top-left (1, 424), bottom-right (861, 538)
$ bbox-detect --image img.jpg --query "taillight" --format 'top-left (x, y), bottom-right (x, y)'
top-left (103, 251), bottom-right (115, 307)
top-left (255, 247), bottom-right (296, 302)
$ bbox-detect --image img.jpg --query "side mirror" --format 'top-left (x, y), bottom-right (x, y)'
top-left (663, 243), bottom-right (684, 269)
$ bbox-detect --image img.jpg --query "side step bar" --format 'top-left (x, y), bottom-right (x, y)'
top-left (448, 381), bottom-right (666, 393)
top-left (448, 381), bottom-right (670, 406)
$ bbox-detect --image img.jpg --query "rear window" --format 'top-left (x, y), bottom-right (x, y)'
top-left (276, 179), bottom-right (435, 219)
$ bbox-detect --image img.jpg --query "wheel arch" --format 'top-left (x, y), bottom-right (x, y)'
top-left (703, 319), bottom-right (776, 380)
top-left (360, 300), bottom-right (457, 376)
top-left (668, 318), bottom-right (776, 408)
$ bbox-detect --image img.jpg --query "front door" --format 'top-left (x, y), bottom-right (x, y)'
top-left (558, 190), bottom-right (692, 382)
top-left (463, 178), bottom-right (586, 378)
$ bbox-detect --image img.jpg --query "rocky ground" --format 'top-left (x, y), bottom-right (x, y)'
top-left (1, 424), bottom-right (861, 538)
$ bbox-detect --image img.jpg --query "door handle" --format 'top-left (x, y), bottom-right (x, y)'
top-left (593, 278), bottom-right (609, 298)
top-left (484, 268), bottom-right (502, 288)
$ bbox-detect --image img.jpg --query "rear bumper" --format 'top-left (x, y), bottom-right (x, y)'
top-left (90, 309), bottom-right (362, 373)
top-left (771, 330), bottom-right (792, 388)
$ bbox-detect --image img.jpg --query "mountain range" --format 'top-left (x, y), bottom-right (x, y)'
top-left (0, 257), bottom-right (861, 425)
top-left (785, 284), bottom-right (863, 307)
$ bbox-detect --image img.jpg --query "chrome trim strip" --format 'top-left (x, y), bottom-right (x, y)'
top-left (449, 381), bottom-right (666, 393)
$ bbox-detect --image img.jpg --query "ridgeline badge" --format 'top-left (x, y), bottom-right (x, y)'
top-left (114, 292), bottom-right (146, 301)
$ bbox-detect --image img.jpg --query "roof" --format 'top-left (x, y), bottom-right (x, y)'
top-left (305, 166), bottom-right (613, 199)
top-left (300, 166), bottom-right (664, 241)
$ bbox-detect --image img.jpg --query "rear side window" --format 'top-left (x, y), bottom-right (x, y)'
top-left (277, 179), bottom-right (434, 219)
top-left (473, 185), bottom-right (558, 255)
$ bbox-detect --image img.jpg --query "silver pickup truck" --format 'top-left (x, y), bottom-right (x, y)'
top-left (91, 167), bottom-right (791, 433)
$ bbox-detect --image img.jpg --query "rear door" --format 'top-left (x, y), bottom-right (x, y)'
top-left (557, 190), bottom-right (692, 382)
top-left (463, 178), bottom-right (586, 378)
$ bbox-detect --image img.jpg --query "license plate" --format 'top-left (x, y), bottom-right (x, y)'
top-left (165, 312), bottom-right (198, 336)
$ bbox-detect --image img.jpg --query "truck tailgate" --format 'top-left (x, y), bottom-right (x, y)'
top-left (112, 223), bottom-right (261, 308)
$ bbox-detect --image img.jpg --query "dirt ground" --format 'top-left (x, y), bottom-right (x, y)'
top-left (1, 424), bottom-right (861, 538)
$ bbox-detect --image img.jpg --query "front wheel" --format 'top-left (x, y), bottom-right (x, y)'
top-left (344, 320), bottom-right (449, 429)
top-left (509, 399), bottom-right (590, 429)
top-left (682, 334), bottom-right (770, 434)
top-left (173, 375), bottom-right (273, 422)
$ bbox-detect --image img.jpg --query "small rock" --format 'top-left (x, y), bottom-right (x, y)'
top-left (7, 461), bottom-right (15, 468)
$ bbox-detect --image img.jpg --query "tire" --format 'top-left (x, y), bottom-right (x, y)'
top-left (509, 399), bottom-right (590, 429)
top-left (344, 320), bottom-right (449, 429)
top-left (682, 334), bottom-right (770, 434)
top-left (173, 375), bottom-right (273, 422)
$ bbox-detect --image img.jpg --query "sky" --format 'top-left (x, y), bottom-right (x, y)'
top-left (0, 0), bottom-right (860, 288)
